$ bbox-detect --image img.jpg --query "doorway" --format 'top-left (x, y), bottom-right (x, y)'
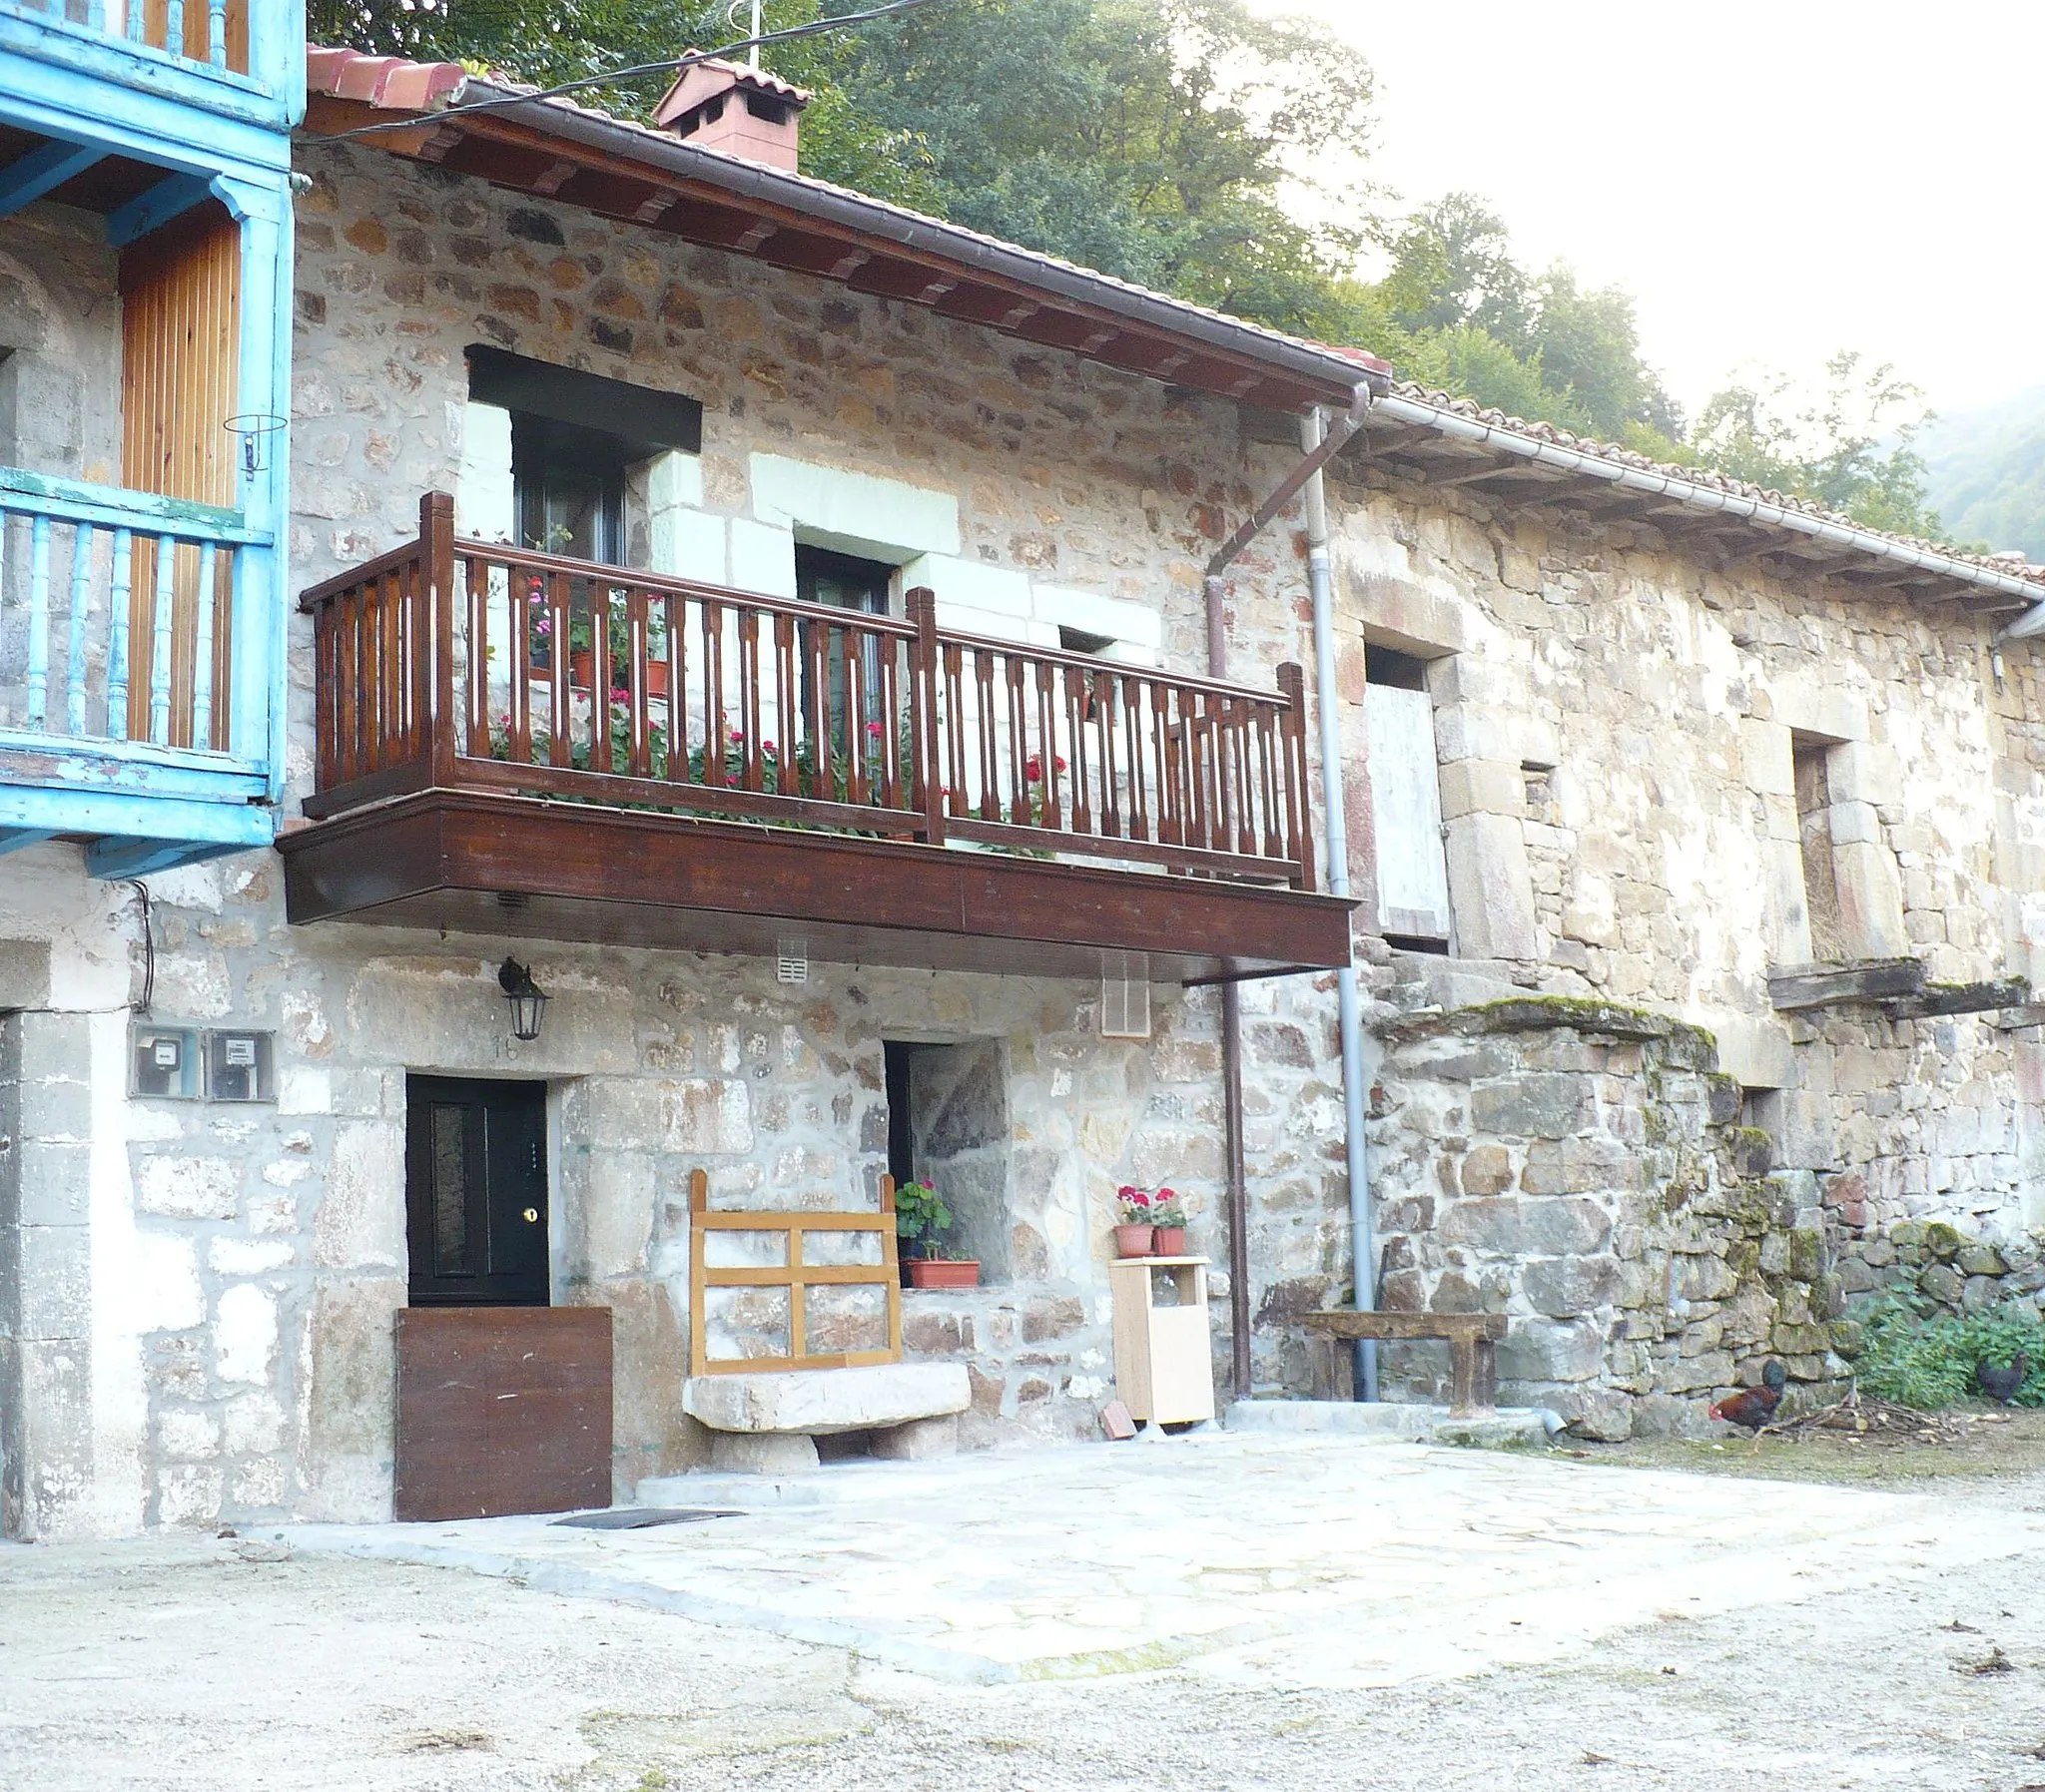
top-left (403, 1075), bottom-right (550, 1307)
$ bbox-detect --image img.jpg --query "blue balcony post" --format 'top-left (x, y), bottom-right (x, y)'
top-left (107, 525), bottom-right (132, 737)
top-left (165, 0), bottom-right (183, 57)
top-left (207, 0), bottom-right (225, 67)
top-left (25, 511), bottom-right (49, 729)
top-left (215, 172), bottom-right (290, 793)
top-left (148, 534), bottom-right (174, 744)
top-left (127, 0), bottom-right (144, 43)
top-left (65, 520), bottom-right (91, 735)
top-left (192, 536), bottom-right (216, 748)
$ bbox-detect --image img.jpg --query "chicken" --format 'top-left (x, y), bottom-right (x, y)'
top-left (1708, 1359), bottom-right (1787, 1449)
top-left (1977, 1353), bottom-right (2029, 1405)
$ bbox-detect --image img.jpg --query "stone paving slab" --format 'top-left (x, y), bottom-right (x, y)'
top-left (285, 1431), bottom-right (2045, 1688)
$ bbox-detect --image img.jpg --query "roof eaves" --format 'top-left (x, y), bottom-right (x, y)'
top-left (1375, 384), bottom-right (2045, 612)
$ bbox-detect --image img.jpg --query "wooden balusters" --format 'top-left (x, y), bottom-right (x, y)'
top-left (298, 498), bottom-right (1315, 888)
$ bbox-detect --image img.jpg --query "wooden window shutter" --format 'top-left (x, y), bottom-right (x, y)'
top-left (1366, 683), bottom-right (1454, 942)
top-left (120, 204), bottom-right (240, 749)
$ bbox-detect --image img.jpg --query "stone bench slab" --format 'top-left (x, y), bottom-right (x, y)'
top-left (683, 1363), bottom-right (971, 1436)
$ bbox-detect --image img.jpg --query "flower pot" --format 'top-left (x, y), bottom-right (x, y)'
top-left (645, 659), bottom-right (669, 699)
top-left (1113, 1224), bottom-right (1156, 1259)
top-left (568, 649), bottom-right (596, 690)
top-left (906, 1257), bottom-right (980, 1290)
top-left (1151, 1226), bottom-right (1186, 1256)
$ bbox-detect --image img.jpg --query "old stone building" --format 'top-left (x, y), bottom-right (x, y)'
top-left (7, 37), bottom-right (2045, 1537)
top-left (1320, 393), bottom-right (2045, 1433)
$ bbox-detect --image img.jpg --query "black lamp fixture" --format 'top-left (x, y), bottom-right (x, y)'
top-left (498, 957), bottom-right (549, 1041)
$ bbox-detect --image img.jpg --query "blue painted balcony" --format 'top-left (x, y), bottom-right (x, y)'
top-left (0, 0), bottom-right (303, 136)
top-left (0, 468), bottom-right (280, 873)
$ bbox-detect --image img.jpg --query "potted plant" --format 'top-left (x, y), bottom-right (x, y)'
top-left (896, 1178), bottom-right (980, 1289)
top-left (1113, 1185), bottom-right (1155, 1258)
top-left (1149, 1186), bottom-right (1187, 1256)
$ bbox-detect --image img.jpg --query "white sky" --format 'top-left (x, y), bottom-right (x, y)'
top-left (1251, 0), bottom-right (2042, 421)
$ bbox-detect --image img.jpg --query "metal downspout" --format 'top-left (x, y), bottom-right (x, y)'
top-left (1300, 407), bottom-right (1377, 1400)
top-left (1203, 572), bottom-right (1255, 1401)
top-left (1200, 380), bottom-right (1380, 1402)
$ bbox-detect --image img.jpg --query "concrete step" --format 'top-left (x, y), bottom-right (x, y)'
top-left (1225, 1398), bottom-right (1558, 1450)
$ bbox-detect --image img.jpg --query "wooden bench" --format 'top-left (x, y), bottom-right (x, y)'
top-left (1303, 1311), bottom-right (1507, 1416)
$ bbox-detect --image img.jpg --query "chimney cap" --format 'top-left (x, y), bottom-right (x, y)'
top-left (653, 54), bottom-right (813, 132)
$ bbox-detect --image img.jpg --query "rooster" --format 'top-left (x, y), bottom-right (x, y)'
top-left (1977, 1353), bottom-right (2029, 1406)
top-left (1708, 1359), bottom-right (1787, 1450)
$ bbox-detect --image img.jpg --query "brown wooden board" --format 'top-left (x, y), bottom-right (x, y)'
top-left (394, 1306), bottom-right (613, 1521)
top-left (278, 791), bottom-right (1356, 983)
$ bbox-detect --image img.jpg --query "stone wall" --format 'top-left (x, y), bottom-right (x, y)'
top-left (1324, 454), bottom-right (2045, 1268)
top-left (1367, 997), bottom-right (1850, 1439)
top-left (0, 144), bottom-right (1360, 1535)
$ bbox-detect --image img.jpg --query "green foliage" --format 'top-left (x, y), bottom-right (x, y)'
top-left (894, 1177), bottom-right (952, 1257)
top-left (1854, 1292), bottom-right (2045, 1410)
top-left (1693, 351), bottom-right (1944, 536)
top-left (1919, 387), bottom-right (2045, 561)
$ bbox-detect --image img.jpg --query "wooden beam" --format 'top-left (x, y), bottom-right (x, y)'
top-left (935, 285), bottom-right (1042, 330)
top-left (1768, 956), bottom-right (1924, 1011)
top-left (105, 174), bottom-right (213, 249)
top-left (846, 258), bottom-right (959, 305)
top-left (1888, 976), bottom-right (2031, 1019)
top-left (0, 139), bottom-right (105, 216)
top-left (530, 158), bottom-right (579, 197)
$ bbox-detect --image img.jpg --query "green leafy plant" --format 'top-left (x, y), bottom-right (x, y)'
top-left (1854, 1292), bottom-right (2045, 1410)
top-left (894, 1178), bottom-right (954, 1261)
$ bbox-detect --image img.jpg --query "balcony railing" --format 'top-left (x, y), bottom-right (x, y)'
top-left (0, 467), bottom-right (268, 761)
top-left (300, 494), bottom-right (1318, 890)
top-left (4, 0), bottom-right (251, 75)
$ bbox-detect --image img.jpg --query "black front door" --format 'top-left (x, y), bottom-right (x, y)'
top-left (404, 1076), bottom-right (549, 1307)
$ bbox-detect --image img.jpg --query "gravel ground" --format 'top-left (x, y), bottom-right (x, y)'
top-left (6, 1467), bottom-right (2045, 1791)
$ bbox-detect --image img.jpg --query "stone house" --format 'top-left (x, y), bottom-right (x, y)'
top-left (8, 30), bottom-right (2045, 1536)
top-left (1320, 390), bottom-right (2045, 1433)
top-left (1, 44), bottom-right (1378, 1535)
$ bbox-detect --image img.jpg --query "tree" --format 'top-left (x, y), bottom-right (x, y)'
top-left (1694, 351), bottom-right (1942, 537)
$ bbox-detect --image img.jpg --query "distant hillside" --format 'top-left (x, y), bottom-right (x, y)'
top-left (1920, 387), bottom-right (2045, 560)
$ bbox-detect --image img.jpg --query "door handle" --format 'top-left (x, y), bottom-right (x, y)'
top-left (522, 1207), bottom-right (540, 1224)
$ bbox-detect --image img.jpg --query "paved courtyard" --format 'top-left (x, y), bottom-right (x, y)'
top-left (8, 1432), bottom-right (2045, 1788)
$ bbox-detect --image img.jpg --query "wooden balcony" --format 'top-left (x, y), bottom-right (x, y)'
top-left (280, 495), bottom-right (1357, 984)
top-left (0, 467), bottom-right (278, 873)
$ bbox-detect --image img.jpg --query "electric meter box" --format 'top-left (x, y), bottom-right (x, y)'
top-left (204, 1029), bottom-right (275, 1102)
top-left (131, 1025), bottom-right (202, 1099)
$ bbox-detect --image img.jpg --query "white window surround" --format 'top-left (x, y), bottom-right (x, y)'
top-left (749, 453), bottom-right (962, 561)
top-left (455, 400), bottom-right (514, 543)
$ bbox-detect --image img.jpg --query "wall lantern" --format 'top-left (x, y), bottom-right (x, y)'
top-left (498, 957), bottom-right (549, 1041)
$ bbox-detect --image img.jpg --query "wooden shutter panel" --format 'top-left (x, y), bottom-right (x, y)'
top-left (120, 204), bottom-right (240, 749)
top-left (1366, 683), bottom-right (1454, 941)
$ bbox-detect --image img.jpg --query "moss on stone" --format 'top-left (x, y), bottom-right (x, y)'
top-left (1459, 994), bottom-right (1677, 1041)
top-left (1787, 1228), bottom-right (1823, 1282)
top-left (1921, 1222), bottom-right (1963, 1262)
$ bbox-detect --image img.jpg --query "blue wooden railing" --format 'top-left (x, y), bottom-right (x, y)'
top-left (0, 467), bottom-right (269, 759)
top-left (2, 0), bottom-right (249, 73)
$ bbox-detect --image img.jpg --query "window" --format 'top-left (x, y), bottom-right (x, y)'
top-left (1366, 642), bottom-right (1453, 950)
top-left (514, 415), bottom-right (626, 564)
top-left (464, 345), bottom-right (701, 568)
top-left (883, 1038), bottom-right (1012, 1280)
top-left (1792, 735), bottom-right (1845, 960)
top-left (797, 544), bottom-right (896, 752)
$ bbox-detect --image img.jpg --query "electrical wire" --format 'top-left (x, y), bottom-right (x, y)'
top-left (126, 880), bottom-right (155, 1015)
top-left (312, 0), bottom-right (944, 142)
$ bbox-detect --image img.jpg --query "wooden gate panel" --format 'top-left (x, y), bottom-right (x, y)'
top-left (394, 1306), bottom-right (613, 1521)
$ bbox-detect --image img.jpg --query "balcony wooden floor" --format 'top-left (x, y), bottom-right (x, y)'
top-left (283, 496), bottom-right (1355, 984)
top-left (278, 790), bottom-right (1353, 982)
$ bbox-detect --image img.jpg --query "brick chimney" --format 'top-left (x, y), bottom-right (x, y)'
top-left (654, 57), bottom-right (811, 173)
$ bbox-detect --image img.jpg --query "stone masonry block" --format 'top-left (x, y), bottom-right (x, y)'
top-left (1437, 758), bottom-right (1523, 822)
top-left (1738, 718), bottom-right (1793, 797)
top-left (1828, 740), bottom-right (1903, 808)
top-left (1471, 1073), bottom-right (1595, 1140)
top-left (1497, 1317), bottom-right (1604, 1383)
top-left (0, 939), bottom-right (52, 1010)
top-left (1523, 1255), bottom-right (1621, 1317)
top-left (1832, 839), bottom-right (1908, 959)
top-left (1438, 1196), bottom-right (1611, 1256)
top-left (1444, 812), bottom-right (1540, 961)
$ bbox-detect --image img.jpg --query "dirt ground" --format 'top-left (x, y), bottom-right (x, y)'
top-left (8, 1436), bottom-right (2045, 1792)
top-left (1588, 1404), bottom-right (2045, 1487)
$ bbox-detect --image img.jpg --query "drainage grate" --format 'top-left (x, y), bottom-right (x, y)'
top-left (550, 1507), bottom-right (741, 1530)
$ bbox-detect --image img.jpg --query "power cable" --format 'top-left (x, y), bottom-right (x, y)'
top-left (313, 0), bottom-right (944, 142)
